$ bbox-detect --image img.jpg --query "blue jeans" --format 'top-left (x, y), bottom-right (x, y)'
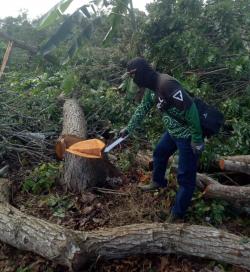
top-left (153, 132), bottom-right (199, 218)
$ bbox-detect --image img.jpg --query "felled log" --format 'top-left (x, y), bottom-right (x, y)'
top-left (135, 150), bottom-right (153, 169)
top-left (0, 206), bottom-right (250, 270)
top-left (224, 155), bottom-right (250, 164)
top-left (218, 156), bottom-right (250, 175)
top-left (196, 173), bottom-right (250, 214)
top-left (135, 150), bottom-right (177, 171)
top-left (197, 173), bottom-right (250, 202)
top-left (0, 180), bottom-right (250, 270)
top-left (0, 178), bottom-right (11, 202)
top-left (59, 99), bottom-right (121, 192)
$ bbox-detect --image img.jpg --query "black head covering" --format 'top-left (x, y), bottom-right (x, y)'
top-left (127, 57), bottom-right (158, 91)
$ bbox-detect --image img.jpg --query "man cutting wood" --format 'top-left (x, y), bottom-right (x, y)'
top-left (121, 57), bottom-right (205, 222)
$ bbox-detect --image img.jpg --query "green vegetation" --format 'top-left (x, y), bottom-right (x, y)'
top-left (0, 0), bottom-right (250, 270)
top-left (22, 163), bottom-right (61, 194)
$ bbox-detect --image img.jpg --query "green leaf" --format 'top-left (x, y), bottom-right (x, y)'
top-left (235, 65), bottom-right (242, 73)
top-left (62, 21), bottom-right (94, 64)
top-left (39, 0), bottom-right (74, 29)
top-left (60, 73), bottom-right (76, 92)
top-left (40, 14), bottom-right (78, 55)
top-left (80, 6), bottom-right (91, 18)
top-left (103, 0), bottom-right (130, 43)
top-left (40, 4), bottom-right (93, 57)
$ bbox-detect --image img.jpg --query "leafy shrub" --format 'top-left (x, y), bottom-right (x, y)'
top-left (46, 194), bottom-right (73, 218)
top-left (22, 163), bottom-right (61, 194)
top-left (190, 192), bottom-right (228, 225)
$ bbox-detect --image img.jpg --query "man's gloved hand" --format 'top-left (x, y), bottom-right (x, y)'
top-left (191, 142), bottom-right (205, 155)
top-left (119, 128), bottom-right (129, 138)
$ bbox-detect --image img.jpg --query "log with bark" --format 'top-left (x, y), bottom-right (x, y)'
top-left (59, 98), bottom-right (121, 192)
top-left (196, 173), bottom-right (250, 214)
top-left (224, 155), bottom-right (250, 164)
top-left (197, 173), bottom-right (250, 202)
top-left (0, 179), bottom-right (250, 271)
top-left (218, 155), bottom-right (250, 175)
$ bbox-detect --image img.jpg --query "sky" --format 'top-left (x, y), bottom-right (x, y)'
top-left (0, 0), bottom-right (153, 19)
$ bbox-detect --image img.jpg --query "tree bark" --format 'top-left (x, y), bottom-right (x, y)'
top-left (218, 158), bottom-right (250, 175)
top-left (0, 181), bottom-right (250, 270)
top-left (60, 99), bottom-right (121, 192)
top-left (197, 173), bottom-right (250, 202)
top-left (224, 155), bottom-right (250, 164)
top-left (0, 178), bottom-right (11, 202)
top-left (196, 173), bottom-right (250, 214)
top-left (0, 202), bottom-right (250, 270)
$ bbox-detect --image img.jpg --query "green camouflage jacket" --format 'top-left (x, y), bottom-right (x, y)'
top-left (126, 88), bottom-right (203, 143)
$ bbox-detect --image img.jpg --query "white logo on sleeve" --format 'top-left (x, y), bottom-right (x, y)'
top-left (157, 97), bottom-right (164, 109)
top-left (203, 113), bottom-right (208, 119)
top-left (173, 90), bottom-right (183, 101)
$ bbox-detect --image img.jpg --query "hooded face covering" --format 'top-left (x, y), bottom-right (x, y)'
top-left (127, 57), bottom-right (158, 91)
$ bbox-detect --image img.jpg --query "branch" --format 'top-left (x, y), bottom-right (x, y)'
top-left (0, 31), bottom-right (38, 54)
top-left (184, 68), bottom-right (228, 76)
top-left (0, 31), bottom-right (58, 64)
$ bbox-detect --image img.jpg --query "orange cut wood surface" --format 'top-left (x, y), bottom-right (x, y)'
top-left (66, 139), bottom-right (105, 159)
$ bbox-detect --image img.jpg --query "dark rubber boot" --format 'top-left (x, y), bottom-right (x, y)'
top-left (138, 181), bottom-right (166, 192)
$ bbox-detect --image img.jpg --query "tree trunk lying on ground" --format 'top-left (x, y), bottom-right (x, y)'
top-left (218, 156), bottom-right (250, 175)
top-left (59, 98), bottom-right (121, 193)
top-left (0, 178), bottom-right (250, 271)
top-left (196, 173), bottom-right (250, 214)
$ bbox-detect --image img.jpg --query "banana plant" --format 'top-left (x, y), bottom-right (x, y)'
top-left (37, 0), bottom-right (136, 64)
top-left (39, 0), bottom-right (75, 29)
top-left (103, 0), bottom-right (136, 43)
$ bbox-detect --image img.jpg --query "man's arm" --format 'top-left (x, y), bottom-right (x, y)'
top-left (126, 89), bottom-right (154, 134)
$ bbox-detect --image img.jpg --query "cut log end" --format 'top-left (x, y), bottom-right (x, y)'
top-left (55, 135), bottom-right (84, 160)
top-left (219, 159), bottom-right (225, 171)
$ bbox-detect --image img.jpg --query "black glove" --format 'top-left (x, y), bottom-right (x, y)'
top-left (191, 142), bottom-right (205, 155)
top-left (119, 128), bottom-right (129, 138)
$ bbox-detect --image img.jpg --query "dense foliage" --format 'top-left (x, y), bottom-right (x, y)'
top-left (1, 0), bottom-right (250, 168)
top-left (0, 1), bottom-right (250, 270)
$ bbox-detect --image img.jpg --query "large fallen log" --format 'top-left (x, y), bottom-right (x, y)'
top-left (218, 155), bottom-right (250, 175)
top-left (1, 204), bottom-right (250, 270)
top-left (1, 179), bottom-right (250, 270)
top-left (59, 99), bottom-right (121, 192)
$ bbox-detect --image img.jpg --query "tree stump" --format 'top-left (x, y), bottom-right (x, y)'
top-left (59, 98), bottom-right (121, 192)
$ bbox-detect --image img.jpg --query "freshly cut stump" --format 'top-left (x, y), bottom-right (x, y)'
top-left (60, 99), bottom-right (121, 192)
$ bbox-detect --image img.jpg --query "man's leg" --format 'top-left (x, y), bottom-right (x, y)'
top-left (152, 132), bottom-right (177, 187)
top-left (171, 138), bottom-right (199, 218)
